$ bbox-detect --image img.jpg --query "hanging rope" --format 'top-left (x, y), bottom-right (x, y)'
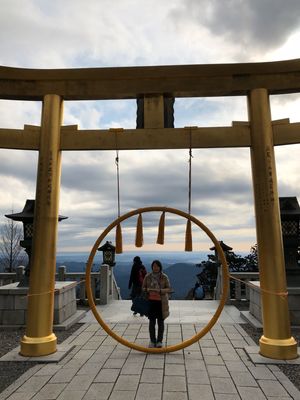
top-left (115, 150), bottom-right (121, 218)
top-left (185, 128), bottom-right (193, 251)
top-left (111, 129), bottom-right (123, 253)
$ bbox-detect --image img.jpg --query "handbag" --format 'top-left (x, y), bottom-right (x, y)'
top-left (131, 295), bottom-right (150, 317)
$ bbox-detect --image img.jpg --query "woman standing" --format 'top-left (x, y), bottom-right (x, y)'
top-left (128, 256), bottom-right (147, 314)
top-left (142, 260), bottom-right (171, 348)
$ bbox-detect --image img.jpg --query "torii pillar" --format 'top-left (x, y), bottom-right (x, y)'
top-left (20, 94), bottom-right (63, 356)
top-left (248, 88), bottom-right (297, 359)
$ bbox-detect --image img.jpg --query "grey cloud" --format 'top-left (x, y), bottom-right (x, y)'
top-left (170, 0), bottom-right (300, 53)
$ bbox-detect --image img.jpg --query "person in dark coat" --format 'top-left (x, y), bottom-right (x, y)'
top-left (128, 256), bottom-right (147, 314)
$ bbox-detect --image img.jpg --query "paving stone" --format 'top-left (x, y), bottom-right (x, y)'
top-left (144, 356), bottom-right (165, 369)
top-left (5, 393), bottom-right (36, 400)
top-left (0, 365), bottom-right (43, 400)
top-left (73, 350), bottom-right (95, 361)
top-left (82, 340), bottom-right (101, 350)
top-left (211, 377), bottom-right (238, 394)
top-left (31, 383), bottom-right (66, 399)
top-left (231, 340), bottom-right (249, 348)
top-left (231, 371), bottom-right (258, 387)
top-left (214, 394), bottom-right (241, 399)
top-left (237, 386), bottom-right (268, 399)
top-left (61, 359), bottom-right (86, 370)
top-left (35, 365), bottom-right (62, 376)
top-left (220, 351), bottom-right (241, 361)
top-left (16, 376), bottom-right (51, 393)
top-left (247, 366), bottom-right (276, 380)
top-left (224, 360), bottom-right (248, 372)
top-left (103, 358), bottom-right (126, 369)
top-left (65, 375), bottom-right (94, 391)
top-left (258, 379), bottom-right (290, 397)
top-left (201, 347), bottom-right (220, 356)
top-left (186, 370), bottom-right (210, 385)
top-left (120, 362), bottom-right (144, 375)
top-left (82, 383), bottom-right (113, 400)
top-left (188, 384), bottom-right (214, 400)
top-left (126, 351), bottom-right (146, 364)
top-left (50, 369), bottom-right (79, 384)
top-left (200, 340), bottom-right (216, 348)
top-left (77, 362), bottom-right (104, 377)
top-left (165, 354), bottom-right (184, 364)
top-left (94, 368), bottom-right (120, 383)
top-left (163, 376), bottom-right (187, 392)
top-left (108, 391), bottom-right (136, 400)
top-left (114, 375), bottom-right (140, 391)
top-left (135, 383), bottom-right (162, 400)
top-left (207, 365), bottom-right (230, 378)
top-left (70, 332), bottom-right (95, 346)
top-left (184, 351), bottom-right (203, 360)
top-left (185, 359), bottom-right (206, 370)
top-left (279, 378), bottom-right (300, 399)
top-left (163, 391), bottom-right (188, 400)
top-left (213, 337), bottom-right (231, 344)
top-left (109, 350), bottom-right (130, 359)
top-left (217, 343), bottom-right (235, 352)
top-left (140, 368), bottom-right (163, 383)
top-left (56, 390), bottom-right (86, 400)
top-left (203, 355), bottom-right (225, 365)
top-left (164, 364), bottom-right (185, 376)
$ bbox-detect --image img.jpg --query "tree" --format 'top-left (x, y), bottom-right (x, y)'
top-left (0, 217), bottom-right (27, 272)
top-left (244, 244), bottom-right (258, 271)
top-left (194, 244), bottom-right (259, 298)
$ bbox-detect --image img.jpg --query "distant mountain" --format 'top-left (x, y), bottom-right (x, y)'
top-left (56, 260), bottom-right (201, 300)
top-left (165, 263), bottom-right (200, 299)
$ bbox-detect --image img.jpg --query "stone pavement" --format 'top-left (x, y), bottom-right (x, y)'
top-left (1, 300), bottom-right (300, 400)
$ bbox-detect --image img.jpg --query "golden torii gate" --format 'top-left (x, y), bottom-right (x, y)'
top-left (0, 59), bottom-right (300, 360)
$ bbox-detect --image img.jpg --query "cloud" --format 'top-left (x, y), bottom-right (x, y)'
top-left (0, 1), bottom-right (300, 253)
top-left (169, 0), bottom-right (300, 60)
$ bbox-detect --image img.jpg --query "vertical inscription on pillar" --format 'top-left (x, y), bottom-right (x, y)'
top-left (266, 146), bottom-right (275, 208)
top-left (256, 145), bottom-right (275, 213)
top-left (47, 151), bottom-right (53, 206)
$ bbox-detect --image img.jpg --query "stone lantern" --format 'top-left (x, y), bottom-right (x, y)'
top-left (279, 196), bottom-right (300, 285)
top-left (97, 241), bottom-right (116, 267)
top-left (5, 199), bottom-right (67, 287)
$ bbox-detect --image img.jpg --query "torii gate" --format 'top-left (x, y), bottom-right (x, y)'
top-left (0, 59), bottom-right (300, 360)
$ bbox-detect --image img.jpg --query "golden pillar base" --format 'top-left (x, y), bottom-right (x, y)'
top-left (259, 335), bottom-right (298, 360)
top-left (20, 333), bottom-right (57, 357)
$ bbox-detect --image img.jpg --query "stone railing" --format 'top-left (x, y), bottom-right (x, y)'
top-left (229, 272), bottom-right (260, 301)
top-left (215, 269), bottom-right (260, 302)
top-left (56, 264), bottom-right (121, 304)
top-left (0, 264), bottom-right (121, 305)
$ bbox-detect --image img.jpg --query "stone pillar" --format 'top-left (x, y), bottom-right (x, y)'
top-left (100, 264), bottom-right (109, 305)
top-left (58, 266), bottom-right (66, 281)
top-left (20, 94), bottom-right (63, 356)
top-left (248, 88), bottom-right (298, 359)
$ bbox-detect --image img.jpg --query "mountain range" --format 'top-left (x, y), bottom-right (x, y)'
top-left (56, 260), bottom-right (202, 300)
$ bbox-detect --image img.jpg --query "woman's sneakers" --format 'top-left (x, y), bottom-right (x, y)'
top-left (148, 341), bottom-right (163, 348)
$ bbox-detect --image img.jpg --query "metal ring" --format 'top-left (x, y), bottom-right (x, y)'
top-left (85, 206), bottom-right (229, 353)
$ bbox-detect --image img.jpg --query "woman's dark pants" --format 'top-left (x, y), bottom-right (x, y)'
top-left (148, 300), bottom-right (164, 343)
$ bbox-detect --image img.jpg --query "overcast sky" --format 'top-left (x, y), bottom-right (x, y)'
top-left (0, 0), bottom-right (300, 254)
